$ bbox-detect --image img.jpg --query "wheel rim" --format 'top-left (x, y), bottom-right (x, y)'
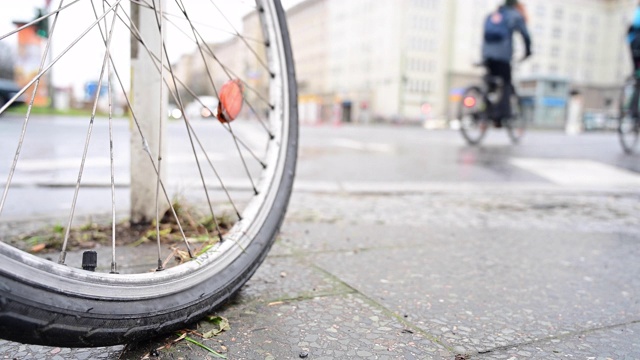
top-left (0, 0), bottom-right (296, 296)
top-left (619, 114), bottom-right (639, 154)
top-left (459, 88), bottom-right (487, 145)
top-left (619, 79), bottom-right (639, 154)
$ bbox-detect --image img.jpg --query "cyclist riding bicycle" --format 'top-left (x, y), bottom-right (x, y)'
top-left (481, 0), bottom-right (532, 127)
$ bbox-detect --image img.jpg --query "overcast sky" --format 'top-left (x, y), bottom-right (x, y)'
top-left (0, 0), bottom-right (304, 92)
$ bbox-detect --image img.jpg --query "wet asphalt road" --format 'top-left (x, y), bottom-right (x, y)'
top-left (0, 117), bottom-right (639, 359)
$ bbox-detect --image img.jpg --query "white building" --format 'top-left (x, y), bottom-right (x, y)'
top-left (288, 0), bottom-right (634, 126)
top-left (288, 0), bottom-right (330, 124)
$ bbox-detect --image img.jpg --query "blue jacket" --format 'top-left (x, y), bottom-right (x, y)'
top-left (628, 6), bottom-right (640, 43)
top-left (482, 6), bottom-right (531, 62)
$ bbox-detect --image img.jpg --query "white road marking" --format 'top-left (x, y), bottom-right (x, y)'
top-left (11, 154), bottom-right (227, 171)
top-left (510, 158), bottom-right (640, 187)
top-left (332, 138), bottom-right (394, 153)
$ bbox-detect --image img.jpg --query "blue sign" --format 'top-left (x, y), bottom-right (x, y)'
top-left (542, 97), bottom-right (566, 108)
top-left (84, 81), bottom-right (108, 100)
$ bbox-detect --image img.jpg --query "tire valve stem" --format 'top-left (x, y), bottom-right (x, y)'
top-left (110, 262), bottom-right (119, 274)
top-left (82, 251), bottom-right (98, 272)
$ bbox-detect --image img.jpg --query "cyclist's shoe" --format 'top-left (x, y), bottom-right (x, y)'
top-left (494, 119), bottom-right (503, 128)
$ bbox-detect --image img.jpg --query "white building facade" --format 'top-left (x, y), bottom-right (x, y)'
top-left (288, 0), bottom-right (635, 125)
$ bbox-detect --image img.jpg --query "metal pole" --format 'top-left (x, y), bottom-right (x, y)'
top-left (130, 0), bottom-right (168, 224)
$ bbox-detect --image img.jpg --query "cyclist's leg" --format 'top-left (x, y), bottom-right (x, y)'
top-left (497, 62), bottom-right (513, 127)
top-left (486, 60), bottom-right (511, 127)
top-left (484, 60), bottom-right (499, 122)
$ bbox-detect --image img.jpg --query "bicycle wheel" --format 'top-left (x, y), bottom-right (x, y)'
top-left (458, 86), bottom-right (488, 145)
top-left (0, 0), bottom-right (297, 347)
top-left (506, 91), bottom-right (526, 144)
top-left (619, 78), bottom-right (639, 154)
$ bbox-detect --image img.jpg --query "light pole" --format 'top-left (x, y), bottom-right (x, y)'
top-left (130, 0), bottom-right (168, 224)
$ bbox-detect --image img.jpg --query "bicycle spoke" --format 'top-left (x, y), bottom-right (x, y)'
top-left (4, 0), bottom-right (287, 267)
top-left (105, 4), bottom-right (271, 174)
top-left (82, 0), bottom-right (194, 263)
top-left (0, 0), bottom-right (66, 217)
top-left (113, 3), bottom-right (271, 159)
top-left (104, 1), bottom-right (195, 260)
top-left (104, 6), bottom-right (249, 225)
top-left (0, 0), bottom-right (82, 41)
top-left (164, 9), bottom-right (273, 109)
top-left (206, 0), bottom-right (269, 74)
top-left (174, 0), bottom-right (261, 195)
top-left (172, 78), bottom-right (268, 168)
top-left (95, 0), bottom-right (120, 274)
top-left (159, 0), bottom-right (227, 242)
top-left (59, 2), bottom-right (122, 265)
top-left (153, 0), bottom-right (167, 271)
top-left (173, 11), bottom-right (275, 135)
top-left (159, 0), bottom-right (274, 139)
top-left (130, 3), bottom-right (273, 205)
top-left (0, 2), bottom-right (123, 116)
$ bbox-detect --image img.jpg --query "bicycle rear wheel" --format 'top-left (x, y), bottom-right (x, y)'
top-left (458, 86), bottom-right (488, 146)
top-left (506, 91), bottom-right (526, 144)
top-left (619, 78), bottom-right (639, 154)
top-left (0, 0), bottom-right (297, 347)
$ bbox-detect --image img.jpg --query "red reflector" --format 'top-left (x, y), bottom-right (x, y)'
top-left (217, 79), bottom-right (244, 123)
top-left (463, 96), bottom-right (476, 108)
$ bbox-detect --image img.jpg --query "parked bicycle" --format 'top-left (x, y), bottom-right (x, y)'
top-left (0, 0), bottom-right (297, 347)
top-left (618, 76), bottom-right (640, 154)
top-left (458, 62), bottom-right (527, 146)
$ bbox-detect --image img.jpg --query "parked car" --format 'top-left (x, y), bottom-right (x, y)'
top-left (185, 96), bottom-right (218, 119)
top-left (168, 106), bottom-right (183, 119)
top-left (0, 78), bottom-right (26, 111)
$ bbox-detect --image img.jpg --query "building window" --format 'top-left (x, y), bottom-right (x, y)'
top-left (534, 24), bottom-right (544, 36)
top-left (571, 13), bottom-right (581, 23)
top-left (531, 63), bottom-right (540, 75)
top-left (585, 51), bottom-right (595, 62)
top-left (534, 43), bottom-right (543, 56)
top-left (568, 30), bottom-right (578, 42)
top-left (554, 8), bottom-right (563, 20)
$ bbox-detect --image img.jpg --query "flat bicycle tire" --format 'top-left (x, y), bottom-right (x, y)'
top-left (0, 0), bottom-right (298, 348)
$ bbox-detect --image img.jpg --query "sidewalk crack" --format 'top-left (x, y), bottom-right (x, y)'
top-left (309, 263), bottom-right (456, 355)
top-left (473, 319), bottom-right (640, 356)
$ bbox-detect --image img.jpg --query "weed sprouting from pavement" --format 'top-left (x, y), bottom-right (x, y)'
top-left (13, 199), bottom-right (236, 264)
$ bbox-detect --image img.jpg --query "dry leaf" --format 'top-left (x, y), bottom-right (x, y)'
top-left (30, 243), bottom-right (46, 253)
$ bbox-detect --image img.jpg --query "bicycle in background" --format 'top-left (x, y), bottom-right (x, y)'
top-left (458, 62), bottom-right (527, 146)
